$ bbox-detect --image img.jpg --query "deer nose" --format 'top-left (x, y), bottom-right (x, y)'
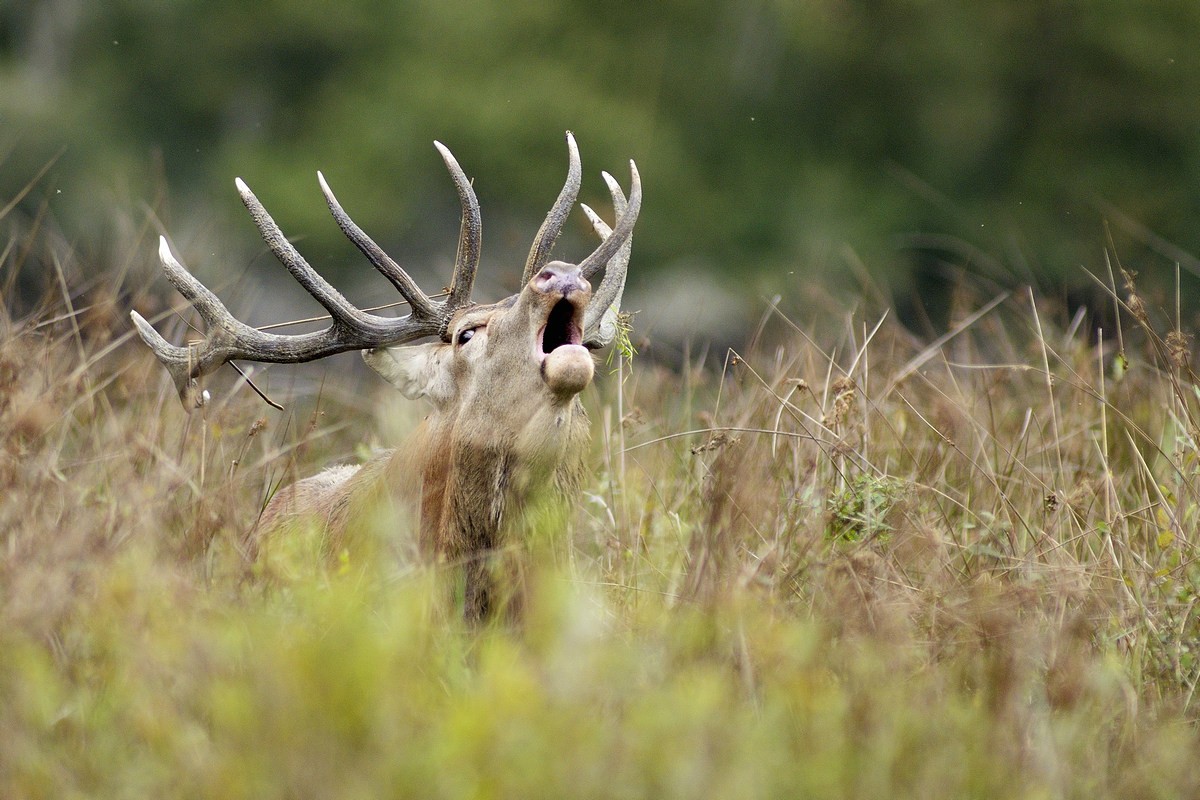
top-left (534, 261), bottom-right (590, 297)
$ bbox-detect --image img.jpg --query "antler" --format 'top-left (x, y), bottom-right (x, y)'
top-left (522, 131), bottom-right (643, 324)
top-left (130, 142), bottom-right (483, 409)
top-left (581, 163), bottom-right (640, 349)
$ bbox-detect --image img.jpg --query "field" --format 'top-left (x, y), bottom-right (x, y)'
top-left (4, 213), bottom-right (1200, 798)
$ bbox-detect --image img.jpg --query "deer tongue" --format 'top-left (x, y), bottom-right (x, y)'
top-left (542, 344), bottom-right (593, 396)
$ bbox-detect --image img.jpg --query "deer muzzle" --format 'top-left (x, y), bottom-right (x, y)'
top-left (531, 261), bottom-right (592, 396)
top-left (533, 260), bottom-right (591, 298)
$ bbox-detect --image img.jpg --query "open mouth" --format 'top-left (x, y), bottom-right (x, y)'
top-left (538, 298), bottom-right (584, 356)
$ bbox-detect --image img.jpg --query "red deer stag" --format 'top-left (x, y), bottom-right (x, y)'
top-left (132, 133), bottom-right (641, 621)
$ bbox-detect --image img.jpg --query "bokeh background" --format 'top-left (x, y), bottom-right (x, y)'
top-left (4, 1), bottom-right (1200, 344)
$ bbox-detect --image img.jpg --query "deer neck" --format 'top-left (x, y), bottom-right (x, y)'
top-left (409, 397), bottom-right (589, 559)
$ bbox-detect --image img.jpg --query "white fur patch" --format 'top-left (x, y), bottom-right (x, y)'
top-left (363, 344), bottom-right (453, 406)
top-left (303, 464), bottom-right (361, 492)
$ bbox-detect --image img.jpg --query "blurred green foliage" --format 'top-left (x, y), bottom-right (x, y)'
top-left (4, 1), bottom-right (1200, 299)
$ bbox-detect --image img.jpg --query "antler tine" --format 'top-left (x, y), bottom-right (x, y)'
top-left (237, 177), bottom-right (373, 328)
top-left (318, 171), bottom-right (438, 320)
top-left (522, 130), bottom-right (582, 285)
top-left (130, 309), bottom-right (206, 408)
top-left (581, 171), bottom-right (633, 350)
top-left (577, 160), bottom-right (641, 281)
top-left (130, 241), bottom-right (221, 407)
top-left (433, 141), bottom-right (482, 308)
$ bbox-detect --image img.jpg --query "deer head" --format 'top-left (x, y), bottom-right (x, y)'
top-left (131, 133), bottom-right (641, 621)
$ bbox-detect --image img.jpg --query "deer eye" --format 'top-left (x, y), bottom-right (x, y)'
top-left (456, 327), bottom-right (478, 345)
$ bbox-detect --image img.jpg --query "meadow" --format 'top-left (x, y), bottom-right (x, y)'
top-left (3, 209), bottom-right (1200, 798)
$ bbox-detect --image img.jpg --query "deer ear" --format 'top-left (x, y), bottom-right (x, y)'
top-left (363, 343), bottom-right (453, 406)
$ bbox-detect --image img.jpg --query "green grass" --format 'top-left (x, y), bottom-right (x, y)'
top-left (4, 214), bottom-right (1200, 798)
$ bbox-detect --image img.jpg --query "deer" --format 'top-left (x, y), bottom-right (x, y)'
top-left (131, 133), bottom-right (641, 621)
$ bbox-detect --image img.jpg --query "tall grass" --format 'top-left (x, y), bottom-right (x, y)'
top-left (3, 195), bottom-right (1200, 797)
